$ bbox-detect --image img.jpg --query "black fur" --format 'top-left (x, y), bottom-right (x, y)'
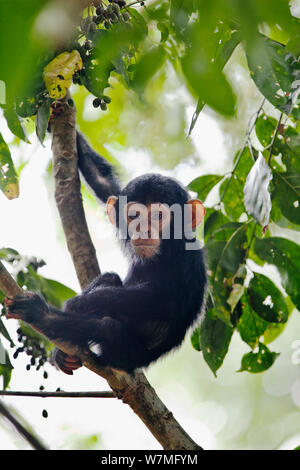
top-left (7, 133), bottom-right (207, 373)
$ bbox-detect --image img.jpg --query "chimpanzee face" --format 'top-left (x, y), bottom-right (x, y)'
top-left (106, 195), bottom-right (205, 260)
top-left (125, 202), bottom-right (171, 258)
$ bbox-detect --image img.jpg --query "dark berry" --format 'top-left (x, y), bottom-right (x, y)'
top-left (96, 6), bottom-right (105, 15)
top-left (100, 101), bottom-right (107, 111)
top-left (84, 40), bottom-right (92, 50)
top-left (103, 96), bottom-right (111, 103)
top-left (43, 371), bottom-right (48, 379)
top-left (112, 3), bottom-right (120, 12)
top-left (39, 385), bottom-right (44, 391)
top-left (93, 98), bottom-right (102, 108)
top-left (42, 409), bottom-right (48, 418)
top-left (94, 15), bottom-right (103, 24)
top-left (110, 13), bottom-right (119, 23)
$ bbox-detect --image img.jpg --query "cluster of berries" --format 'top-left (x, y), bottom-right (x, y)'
top-left (93, 1), bottom-right (129, 30)
top-left (14, 327), bottom-right (48, 372)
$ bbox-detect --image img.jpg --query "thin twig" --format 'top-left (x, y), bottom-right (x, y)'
top-left (0, 400), bottom-right (47, 450)
top-left (245, 220), bottom-right (257, 260)
top-left (0, 390), bottom-right (115, 398)
top-left (219, 98), bottom-right (265, 204)
top-left (267, 112), bottom-right (283, 165)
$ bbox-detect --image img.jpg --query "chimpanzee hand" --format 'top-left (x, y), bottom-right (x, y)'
top-left (4, 292), bottom-right (49, 324)
top-left (51, 348), bottom-right (82, 375)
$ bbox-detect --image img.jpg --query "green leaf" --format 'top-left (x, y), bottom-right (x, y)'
top-left (246, 34), bottom-right (300, 117)
top-left (253, 237), bottom-right (300, 311)
top-left (16, 96), bottom-right (39, 118)
top-left (227, 283), bottom-right (245, 313)
top-left (187, 98), bottom-right (205, 137)
top-left (157, 22), bottom-right (169, 43)
top-left (203, 210), bottom-right (230, 241)
top-left (255, 114), bottom-right (278, 148)
top-left (199, 309), bottom-right (234, 376)
top-left (214, 30), bottom-right (241, 70)
top-left (243, 153), bottom-right (272, 227)
top-left (170, 0), bottom-right (191, 35)
top-left (2, 106), bottom-right (29, 142)
top-left (188, 174), bottom-right (223, 201)
top-left (220, 147), bottom-right (253, 220)
top-left (272, 171), bottom-right (300, 225)
top-left (19, 266), bottom-right (76, 309)
top-left (237, 295), bottom-right (269, 349)
top-left (39, 278), bottom-right (77, 308)
top-left (0, 247), bottom-right (20, 261)
top-left (181, 24), bottom-right (236, 117)
top-left (88, 16), bottom-right (148, 97)
top-left (282, 130), bottom-right (300, 173)
top-left (247, 273), bottom-right (288, 323)
top-left (0, 351), bottom-right (13, 389)
top-left (182, 51), bottom-right (236, 116)
top-left (36, 100), bottom-right (50, 145)
top-left (132, 46), bottom-right (166, 95)
top-left (220, 224), bottom-right (248, 273)
top-left (0, 131), bottom-right (19, 199)
top-left (0, 317), bottom-right (14, 347)
top-left (190, 326), bottom-right (201, 351)
top-left (238, 342), bottom-right (279, 374)
top-left (264, 322), bottom-right (287, 345)
top-left (0, 0), bottom-right (48, 99)
top-left (187, 28), bottom-right (240, 134)
top-left (127, 8), bottom-right (148, 38)
top-left (205, 222), bottom-right (247, 286)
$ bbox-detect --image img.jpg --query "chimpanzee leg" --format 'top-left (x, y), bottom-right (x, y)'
top-left (92, 316), bottom-right (149, 372)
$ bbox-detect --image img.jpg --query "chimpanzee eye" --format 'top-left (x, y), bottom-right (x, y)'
top-left (128, 212), bottom-right (139, 221)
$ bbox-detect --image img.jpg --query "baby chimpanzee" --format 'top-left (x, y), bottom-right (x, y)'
top-left (5, 132), bottom-right (206, 373)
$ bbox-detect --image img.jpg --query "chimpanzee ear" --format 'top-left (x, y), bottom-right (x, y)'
top-left (186, 199), bottom-right (205, 229)
top-left (106, 196), bottom-right (118, 226)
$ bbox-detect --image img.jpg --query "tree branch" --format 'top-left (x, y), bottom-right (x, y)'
top-left (51, 95), bottom-right (100, 288)
top-left (0, 261), bottom-right (23, 297)
top-left (0, 400), bottom-right (47, 450)
top-left (0, 390), bottom-right (115, 398)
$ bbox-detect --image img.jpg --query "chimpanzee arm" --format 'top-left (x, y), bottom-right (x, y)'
top-left (80, 272), bottom-right (123, 295)
top-left (63, 283), bottom-right (168, 321)
top-left (76, 131), bottom-right (121, 202)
